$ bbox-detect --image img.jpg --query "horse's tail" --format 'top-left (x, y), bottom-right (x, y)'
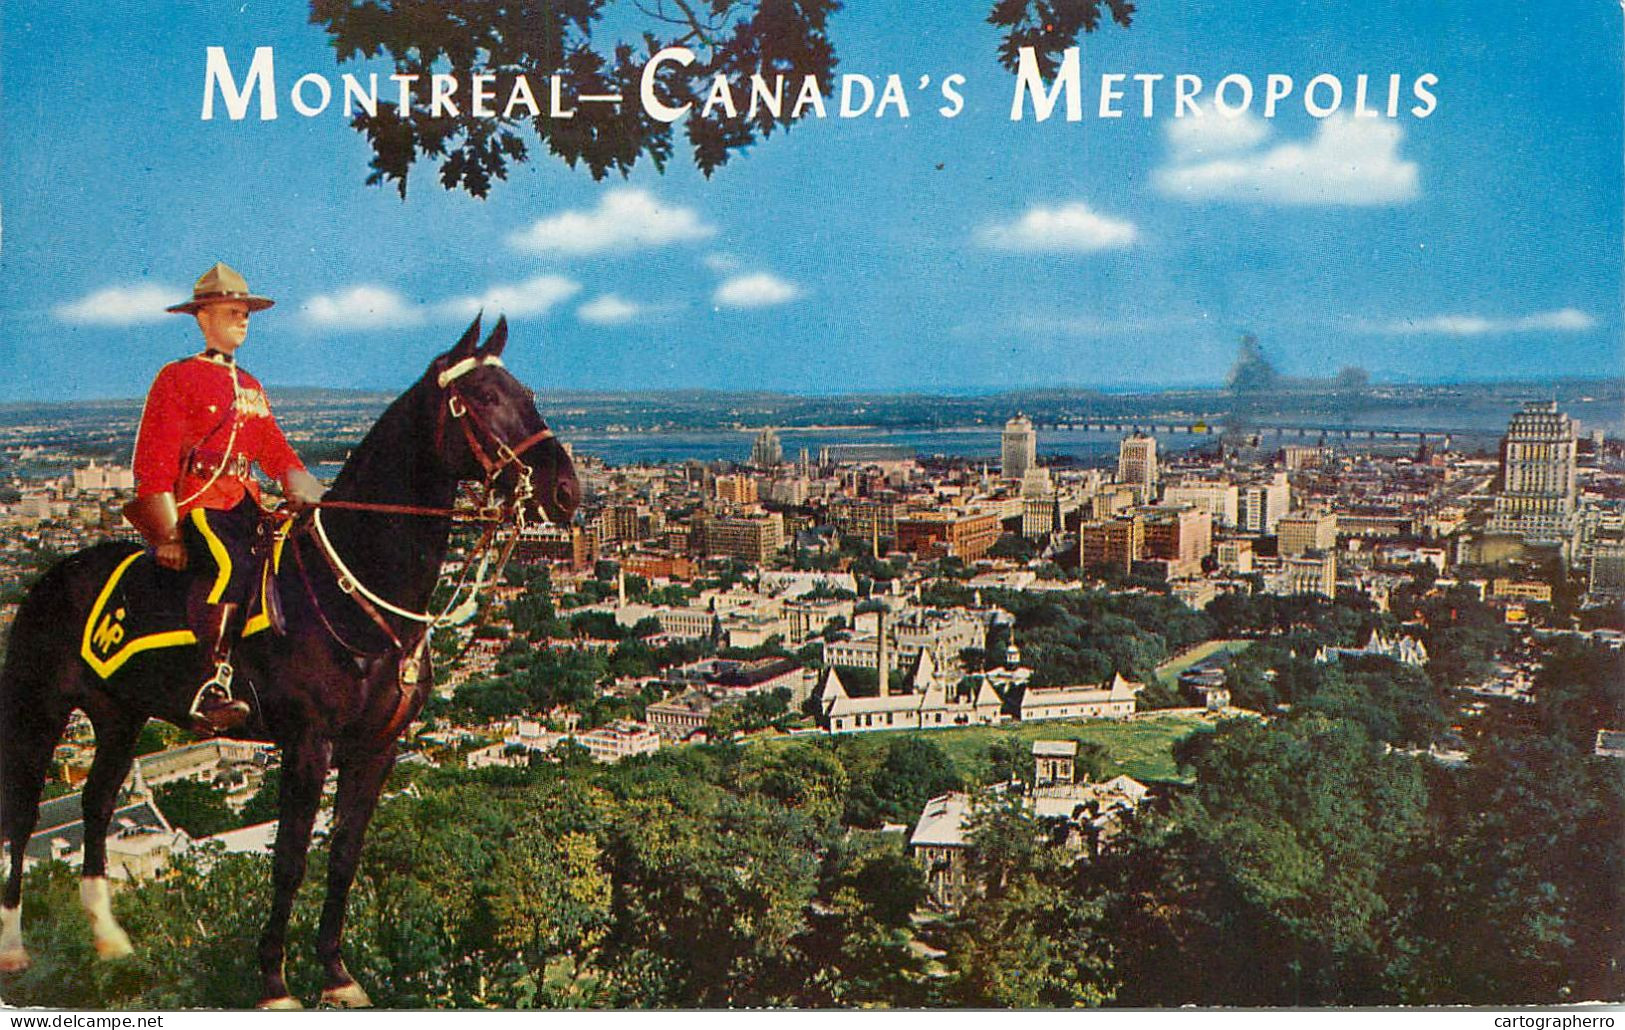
top-left (0, 555), bottom-right (88, 847)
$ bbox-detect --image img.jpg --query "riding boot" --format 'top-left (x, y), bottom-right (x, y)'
top-left (188, 603), bottom-right (249, 736)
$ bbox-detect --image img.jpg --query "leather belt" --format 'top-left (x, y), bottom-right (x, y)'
top-left (189, 451), bottom-right (253, 480)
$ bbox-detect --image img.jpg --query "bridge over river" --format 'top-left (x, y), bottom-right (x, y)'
top-left (1030, 419), bottom-right (1486, 445)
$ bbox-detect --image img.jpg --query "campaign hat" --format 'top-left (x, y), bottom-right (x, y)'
top-left (166, 262), bottom-right (275, 314)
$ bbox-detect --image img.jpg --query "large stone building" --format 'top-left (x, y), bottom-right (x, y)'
top-left (1316, 631), bottom-right (1428, 667)
top-left (1002, 414), bottom-right (1037, 482)
top-left (513, 522), bottom-right (594, 569)
top-left (1277, 510), bottom-right (1338, 556)
top-left (713, 474), bottom-right (758, 506)
top-left (1163, 480), bottom-right (1240, 528)
top-left (829, 497), bottom-right (903, 542)
top-left (824, 606), bottom-right (991, 675)
top-left (1488, 401), bottom-right (1578, 550)
top-left (1117, 434), bottom-right (1158, 498)
top-left (1215, 537), bottom-right (1255, 574)
top-left (72, 461), bottom-right (135, 493)
top-left (815, 649), bottom-right (1004, 734)
top-left (644, 690), bottom-right (717, 741)
top-left (574, 720), bottom-right (662, 762)
top-left (1080, 514), bottom-right (1144, 573)
top-left (605, 503), bottom-right (664, 545)
top-left (1142, 504), bottom-right (1213, 578)
top-left (895, 510), bottom-right (1000, 562)
top-left (1014, 673), bottom-right (1141, 722)
top-left (785, 595), bottom-right (857, 645)
top-left (1266, 553), bottom-right (1337, 598)
top-left (693, 510), bottom-right (784, 562)
top-left (1239, 472), bottom-right (1291, 534)
top-left (749, 426), bottom-right (784, 468)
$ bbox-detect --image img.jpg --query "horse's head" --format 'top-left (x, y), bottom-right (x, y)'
top-left (426, 315), bottom-right (580, 525)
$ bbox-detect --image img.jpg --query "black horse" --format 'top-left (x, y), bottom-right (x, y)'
top-left (0, 316), bottom-right (578, 1007)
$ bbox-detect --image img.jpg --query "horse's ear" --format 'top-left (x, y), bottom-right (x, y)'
top-left (450, 313), bottom-right (482, 362)
top-left (481, 315), bottom-right (508, 359)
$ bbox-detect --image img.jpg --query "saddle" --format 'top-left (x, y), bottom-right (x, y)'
top-left (80, 518), bottom-right (291, 681)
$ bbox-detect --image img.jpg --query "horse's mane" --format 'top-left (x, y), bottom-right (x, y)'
top-left (325, 372), bottom-right (440, 507)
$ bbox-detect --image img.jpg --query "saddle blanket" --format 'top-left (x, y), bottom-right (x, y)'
top-left (80, 541), bottom-right (283, 681)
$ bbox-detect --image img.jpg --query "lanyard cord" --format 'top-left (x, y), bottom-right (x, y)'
top-left (177, 361), bottom-right (244, 508)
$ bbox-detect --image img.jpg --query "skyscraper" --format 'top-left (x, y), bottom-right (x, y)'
top-left (1239, 472), bottom-right (1291, 534)
top-left (1118, 434), bottom-right (1158, 498)
top-left (749, 426), bottom-right (783, 468)
top-left (1002, 415), bottom-right (1036, 482)
top-left (1488, 401), bottom-right (1577, 548)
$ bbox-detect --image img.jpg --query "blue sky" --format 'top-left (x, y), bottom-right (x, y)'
top-left (1, 0), bottom-right (1620, 401)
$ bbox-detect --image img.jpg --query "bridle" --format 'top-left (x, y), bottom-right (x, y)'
top-left (431, 353), bottom-right (556, 502)
top-left (294, 352), bottom-right (560, 655)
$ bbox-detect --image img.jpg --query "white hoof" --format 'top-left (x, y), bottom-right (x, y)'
top-left (320, 982), bottom-right (373, 1008)
top-left (80, 878), bottom-right (133, 962)
top-left (256, 996), bottom-right (304, 1011)
top-left (93, 927), bottom-right (134, 960)
top-left (0, 904), bottom-right (23, 971)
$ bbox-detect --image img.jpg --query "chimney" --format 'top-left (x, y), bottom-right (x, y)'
top-left (877, 607), bottom-right (890, 697)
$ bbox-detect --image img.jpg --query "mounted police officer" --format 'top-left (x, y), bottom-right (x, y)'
top-left (124, 263), bottom-right (324, 736)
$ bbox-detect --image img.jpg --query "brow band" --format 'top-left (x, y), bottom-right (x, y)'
top-left (437, 355), bottom-right (505, 388)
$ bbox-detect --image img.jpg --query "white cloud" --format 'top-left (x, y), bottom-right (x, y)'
top-left (979, 202), bottom-right (1138, 253)
top-left (304, 276), bottom-right (580, 330)
top-left (301, 285), bottom-right (425, 330)
top-left (508, 189), bottom-right (715, 255)
top-left (578, 294), bottom-right (647, 325)
top-left (714, 273), bottom-right (802, 309)
top-left (1373, 308), bottom-right (1596, 336)
top-left (436, 275), bottom-right (581, 319)
top-left (703, 252), bottom-right (741, 273)
top-left (55, 284), bottom-right (182, 326)
top-left (1166, 107), bottom-right (1271, 162)
top-left (1154, 112), bottom-right (1419, 206)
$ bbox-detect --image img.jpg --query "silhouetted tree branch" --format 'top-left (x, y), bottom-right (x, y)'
top-left (309, 0), bottom-right (1134, 196)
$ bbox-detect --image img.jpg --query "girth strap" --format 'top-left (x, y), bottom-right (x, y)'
top-left (292, 531), bottom-right (401, 655)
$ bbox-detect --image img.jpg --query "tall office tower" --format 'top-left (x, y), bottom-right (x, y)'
top-left (1002, 414), bottom-right (1037, 481)
top-left (1118, 434), bottom-right (1158, 497)
top-left (750, 426), bottom-right (783, 468)
top-left (1488, 401), bottom-right (1578, 547)
top-left (1239, 472), bottom-right (1291, 534)
top-left (1080, 514), bottom-right (1145, 573)
top-left (713, 474), bottom-right (758, 506)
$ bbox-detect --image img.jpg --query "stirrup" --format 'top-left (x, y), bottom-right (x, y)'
top-left (198, 659), bottom-right (234, 697)
top-left (188, 664), bottom-right (248, 736)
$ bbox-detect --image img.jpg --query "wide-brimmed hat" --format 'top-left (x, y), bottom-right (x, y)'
top-left (166, 262), bottom-right (275, 314)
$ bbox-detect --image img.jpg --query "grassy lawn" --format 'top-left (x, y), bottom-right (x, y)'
top-left (1154, 638), bottom-right (1255, 686)
top-left (762, 711), bottom-right (1210, 784)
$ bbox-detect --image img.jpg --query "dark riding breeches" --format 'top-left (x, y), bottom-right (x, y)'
top-left (181, 495), bottom-right (262, 609)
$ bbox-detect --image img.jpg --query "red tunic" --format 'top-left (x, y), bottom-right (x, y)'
top-left (132, 351), bottom-right (305, 515)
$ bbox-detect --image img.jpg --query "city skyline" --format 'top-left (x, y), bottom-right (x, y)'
top-left (1, 1), bottom-right (1621, 404)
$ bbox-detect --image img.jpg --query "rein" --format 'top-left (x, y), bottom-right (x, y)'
top-left (307, 492), bottom-right (510, 524)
